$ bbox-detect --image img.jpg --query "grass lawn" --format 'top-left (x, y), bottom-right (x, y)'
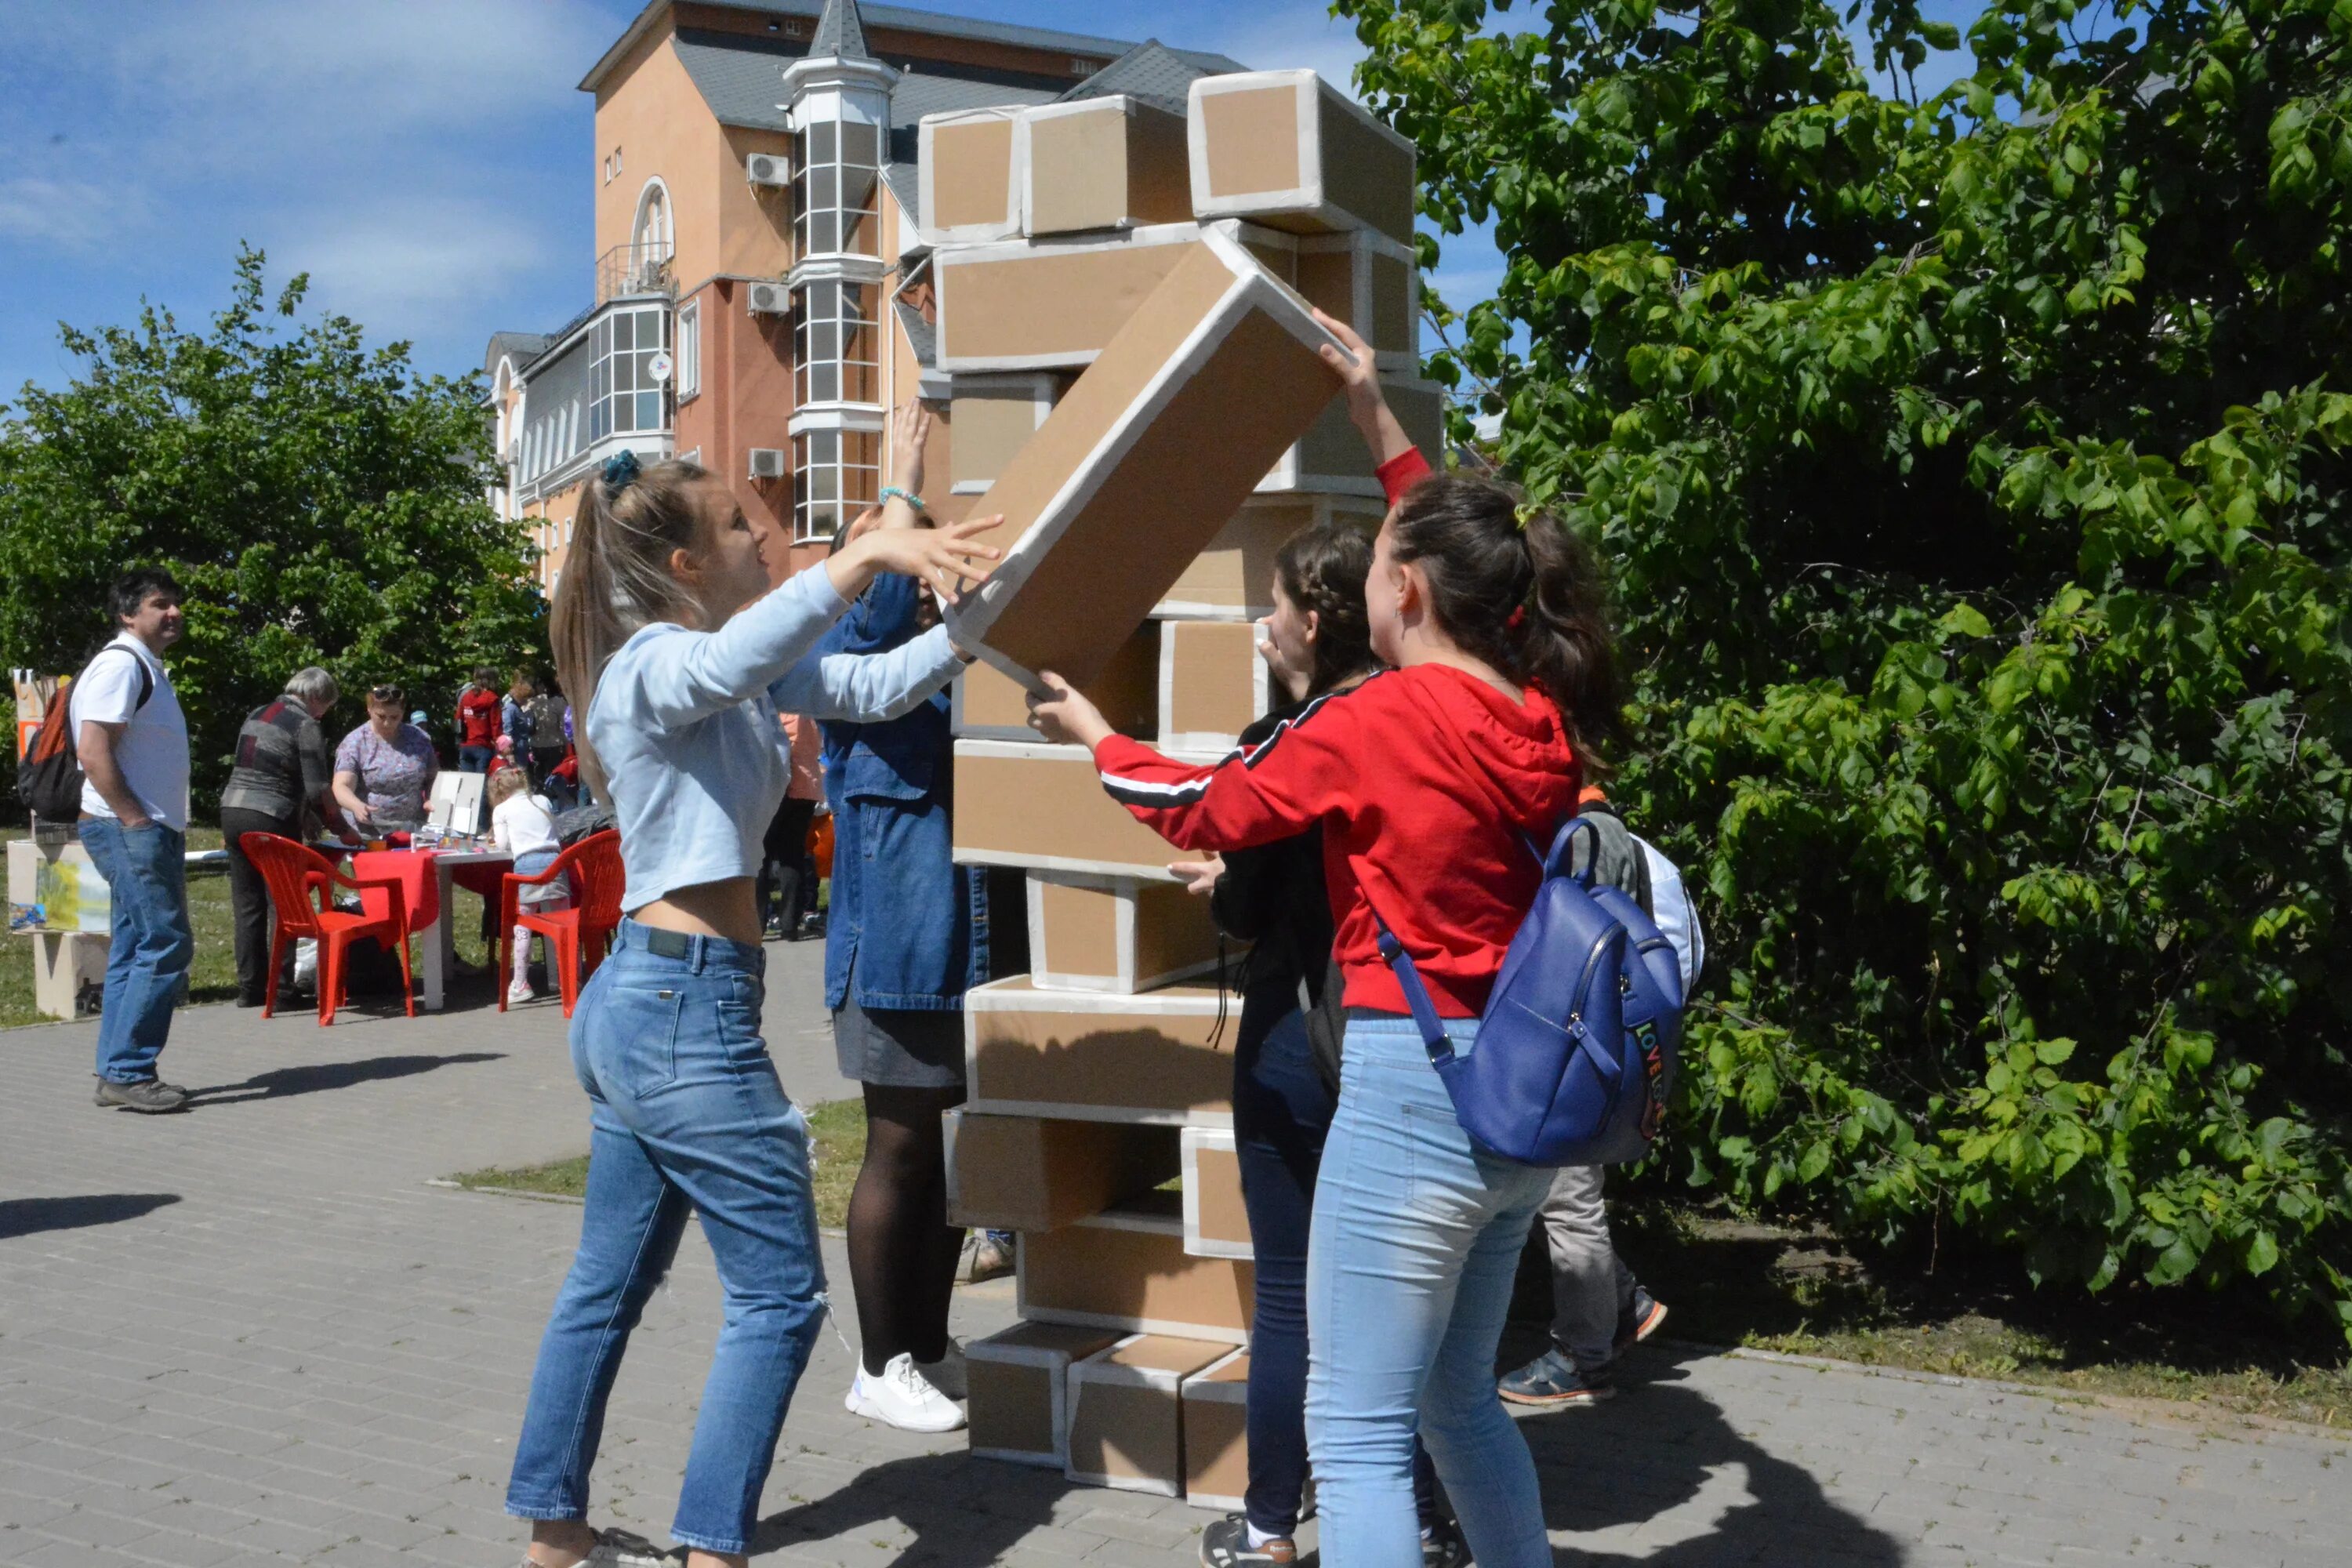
top-left (450, 1096), bottom-right (869, 1230)
top-left (2, 825), bottom-right (507, 1031)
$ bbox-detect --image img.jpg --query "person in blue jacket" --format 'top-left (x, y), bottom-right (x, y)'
top-left (818, 415), bottom-right (990, 1436)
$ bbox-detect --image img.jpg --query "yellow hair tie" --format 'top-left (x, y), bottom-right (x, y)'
top-left (1515, 501), bottom-right (1540, 531)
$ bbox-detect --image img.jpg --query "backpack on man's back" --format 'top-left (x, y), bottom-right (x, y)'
top-left (15, 648), bottom-right (151, 821)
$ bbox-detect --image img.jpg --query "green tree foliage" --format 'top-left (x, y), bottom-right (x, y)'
top-left (1339, 0), bottom-right (2352, 1337)
top-left (0, 247), bottom-right (544, 812)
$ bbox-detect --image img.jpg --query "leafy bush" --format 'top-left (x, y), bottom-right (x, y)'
top-left (1340, 0), bottom-right (2352, 1338)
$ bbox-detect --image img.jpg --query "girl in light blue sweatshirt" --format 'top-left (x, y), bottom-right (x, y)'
top-left (503, 416), bottom-right (999, 1568)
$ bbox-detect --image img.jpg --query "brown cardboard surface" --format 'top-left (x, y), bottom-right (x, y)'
top-left (966, 977), bottom-right (1236, 1120)
top-left (1024, 98), bottom-right (1192, 236)
top-left (927, 114), bottom-right (1018, 234)
top-left (1162, 621), bottom-right (1264, 744)
top-left (935, 227), bottom-right (1204, 371)
top-left (1130, 881), bottom-right (1223, 986)
top-left (1190, 71), bottom-right (1417, 243)
top-left (956, 623), bottom-right (1158, 739)
top-left (1159, 499), bottom-right (1319, 613)
top-left (1317, 87), bottom-right (1419, 243)
top-left (981, 1319), bottom-right (1131, 1358)
top-left (954, 742), bottom-right (1195, 877)
top-left (1036, 877), bottom-right (1123, 978)
top-left (951, 233), bottom-right (1348, 688)
top-left (967, 1358), bottom-right (1057, 1458)
top-left (1271, 372), bottom-right (1445, 493)
top-left (1294, 245), bottom-right (1356, 325)
top-left (949, 375), bottom-right (1057, 495)
top-left (946, 1109), bottom-right (1179, 1232)
top-left (1031, 872), bottom-right (1223, 991)
top-left (1191, 1143), bottom-right (1251, 1253)
top-left (1370, 245), bottom-right (1417, 354)
top-left (1094, 1335), bottom-right (1231, 1379)
top-left (1065, 1381), bottom-right (1180, 1490)
top-left (1183, 1392), bottom-right (1250, 1506)
top-left (1199, 86), bottom-right (1301, 204)
top-left (1023, 1223), bottom-right (1254, 1338)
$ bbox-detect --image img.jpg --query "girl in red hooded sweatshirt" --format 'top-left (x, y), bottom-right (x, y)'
top-left (1028, 314), bottom-right (1619, 1568)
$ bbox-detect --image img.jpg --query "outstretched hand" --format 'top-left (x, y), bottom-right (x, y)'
top-left (1309, 307), bottom-right (1415, 467)
top-left (1025, 672), bottom-right (1114, 750)
top-left (1170, 854), bottom-right (1225, 898)
top-left (837, 513), bottom-right (1003, 601)
top-left (886, 400), bottom-right (935, 498)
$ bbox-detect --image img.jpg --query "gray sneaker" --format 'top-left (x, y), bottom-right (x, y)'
top-left (94, 1078), bottom-right (188, 1113)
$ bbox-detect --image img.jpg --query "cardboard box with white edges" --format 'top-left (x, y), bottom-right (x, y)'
top-left (1158, 620), bottom-right (1270, 752)
top-left (1181, 1351), bottom-right (1253, 1512)
top-left (1259, 373), bottom-right (1448, 497)
top-left (948, 372), bottom-right (1062, 496)
top-left (951, 624), bottom-right (1159, 742)
top-left (965, 975), bottom-right (1237, 1125)
top-left (967, 1320), bottom-right (1125, 1468)
top-left (1064, 1334), bottom-right (1236, 1497)
top-left (1029, 869), bottom-right (1227, 994)
top-left (933, 223), bottom-right (1205, 373)
top-left (1189, 69), bottom-right (1418, 244)
top-left (1227, 223), bottom-right (1420, 372)
top-left (943, 1108), bottom-right (1179, 1232)
top-left (1155, 495), bottom-right (1387, 621)
top-left (953, 739), bottom-right (1219, 880)
top-left (918, 107), bottom-right (1024, 245)
top-left (1018, 96), bottom-right (1193, 237)
top-left (1181, 1127), bottom-right (1253, 1261)
top-left (944, 226), bottom-right (1352, 689)
top-left (1023, 1200), bottom-right (1255, 1341)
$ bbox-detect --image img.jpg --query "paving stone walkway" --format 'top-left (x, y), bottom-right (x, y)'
top-left (2, 942), bottom-right (2344, 1567)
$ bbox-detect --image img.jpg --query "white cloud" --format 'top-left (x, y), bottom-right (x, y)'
top-left (0, 177), bottom-right (140, 251)
top-left (277, 199), bottom-right (556, 325)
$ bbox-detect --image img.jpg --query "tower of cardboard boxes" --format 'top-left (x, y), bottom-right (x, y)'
top-left (917, 69), bottom-right (1437, 1506)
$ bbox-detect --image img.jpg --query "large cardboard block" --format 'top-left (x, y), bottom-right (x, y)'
top-left (1024, 1213), bottom-right (1255, 1341)
top-left (920, 108), bottom-right (1025, 245)
top-left (1020, 96), bottom-right (1194, 238)
top-left (1181, 1127), bottom-right (1252, 1261)
top-left (946, 227), bottom-right (1353, 689)
top-left (944, 1109), bottom-right (1179, 1232)
top-left (1154, 495), bottom-right (1385, 620)
top-left (933, 223), bottom-right (1205, 372)
top-left (1189, 70), bottom-right (1417, 244)
top-left (952, 624), bottom-right (1159, 742)
top-left (1181, 1351), bottom-right (1251, 1512)
top-left (1260, 372), bottom-right (1448, 496)
top-left (1158, 621), bottom-right (1269, 752)
top-left (966, 976), bottom-right (1236, 1124)
top-left (1065, 1335), bottom-right (1235, 1496)
top-left (949, 372), bottom-right (1062, 496)
top-left (1029, 870), bottom-right (1226, 993)
top-left (1296, 229), bottom-right (1419, 366)
top-left (967, 1320), bottom-right (1125, 1468)
top-left (953, 739), bottom-right (1218, 879)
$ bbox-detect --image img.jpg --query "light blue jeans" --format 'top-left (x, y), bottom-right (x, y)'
top-left (1306, 1014), bottom-right (1557, 1568)
top-left (78, 818), bottom-right (193, 1084)
top-left (506, 920), bottom-right (826, 1555)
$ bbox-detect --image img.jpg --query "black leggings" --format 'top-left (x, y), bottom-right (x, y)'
top-left (845, 1080), bottom-right (968, 1375)
top-left (219, 806), bottom-right (299, 1004)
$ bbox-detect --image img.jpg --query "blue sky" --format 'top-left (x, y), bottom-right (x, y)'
top-left (0, 1), bottom-right (1976, 405)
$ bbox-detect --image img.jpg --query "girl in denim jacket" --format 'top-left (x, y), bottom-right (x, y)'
top-left (503, 412), bottom-right (998, 1568)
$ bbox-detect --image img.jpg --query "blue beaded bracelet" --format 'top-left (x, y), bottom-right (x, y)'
top-left (880, 485), bottom-right (927, 514)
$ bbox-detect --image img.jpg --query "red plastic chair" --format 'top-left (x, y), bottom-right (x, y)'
top-left (240, 833), bottom-right (414, 1026)
top-left (499, 830), bottom-right (623, 1018)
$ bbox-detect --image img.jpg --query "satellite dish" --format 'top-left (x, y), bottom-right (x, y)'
top-left (648, 350), bottom-right (673, 383)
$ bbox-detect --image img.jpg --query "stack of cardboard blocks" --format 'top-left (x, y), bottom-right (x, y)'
top-left (918, 70), bottom-right (1436, 1506)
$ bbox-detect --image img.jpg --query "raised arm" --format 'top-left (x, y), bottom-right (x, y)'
top-left (770, 623), bottom-right (964, 725)
top-left (1312, 308), bottom-right (1418, 468)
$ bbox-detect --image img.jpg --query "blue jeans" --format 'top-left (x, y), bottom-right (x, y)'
top-left (79, 819), bottom-right (193, 1084)
top-left (1307, 1015), bottom-right (1556, 1568)
top-left (506, 920), bottom-right (826, 1555)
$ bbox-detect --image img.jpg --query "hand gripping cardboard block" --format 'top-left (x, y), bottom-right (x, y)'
top-left (1023, 1202), bottom-right (1254, 1342)
top-left (949, 372), bottom-right (1062, 496)
top-left (1181, 1351), bottom-right (1253, 1512)
top-left (965, 975), bottom-right (1236, 1125)
top-left (1028, 870), bottom-right (1227, 994)
top-left (933, 223), bottom-right (1206, 373)
top-left (945, 227), bottom-right (1355, 689)
top-left (1064, 1334), bottom-right (1236, 1496)
top-left (1155, 495), bottom-right (1387, 621)
top-left (953, 739), bottom-right (1223, 879)
top-left (951, 623), bottom-right (1159, 742)
top-left (1019, 96), bottom-right (1194, 238)
top-left (918, 107), bottom-right (1025, 245)
top-left (1158, 620), bottom-right (1270, 752)
top-left (943, 1107), bottom-right (1179, 1232)
top-left (1180, 1127), bottom-right (1253, 1261)
top-left (1189, 69), bottom-right (1418, 245)
top-left (1232, 223), bottom-right (1421, 372)
top-left (967, 1320), bottom-right (1125, 1468)
top-left (1259, 372), bottom-right (1448, 497)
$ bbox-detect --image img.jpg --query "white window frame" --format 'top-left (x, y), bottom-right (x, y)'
top-left (677, 299), bottom-right (702, 401)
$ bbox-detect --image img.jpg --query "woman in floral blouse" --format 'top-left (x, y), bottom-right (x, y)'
top-left (332, 683), bottom-right (440, 833)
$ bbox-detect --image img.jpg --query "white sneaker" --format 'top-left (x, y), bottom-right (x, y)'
top-left (845, 1352), bottom-right (966, 1432)
top-left (915, 1340), bottom-right (967, 1400)
top-left (506, 978), bottom-right (535, 1007)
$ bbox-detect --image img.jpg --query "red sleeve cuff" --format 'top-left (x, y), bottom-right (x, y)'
top-left (1377, 448), bottom-right (1434, 506)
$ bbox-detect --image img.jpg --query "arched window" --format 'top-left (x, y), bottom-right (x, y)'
top-left (633, 177), bottom-right (673, 267)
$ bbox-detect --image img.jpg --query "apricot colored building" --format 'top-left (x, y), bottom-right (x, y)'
top-left (485, 0), bottom-right (1243, 592)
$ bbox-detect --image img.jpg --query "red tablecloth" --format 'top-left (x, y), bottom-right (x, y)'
top-left (348, 849), bottom-right (512, 931)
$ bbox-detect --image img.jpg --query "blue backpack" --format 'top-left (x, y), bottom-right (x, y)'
top-left (1374, 816), bottom-right (1685, 1166)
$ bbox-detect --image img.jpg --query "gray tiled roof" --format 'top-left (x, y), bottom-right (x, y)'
top-left (1061, 39), bottom-right (1225, 116)
top-left (485, 331), bottom-right (554, 378)
top-left (892, 296), bottom-right (936, 368)
top-left (880, 161), bottom-right (923, 227)
top-left (675, 38), bottom-right (1059, 133)
top-left (888, 69), bottom-right (1058, 129)
top-left (808, 0), bottom-right (870, 60)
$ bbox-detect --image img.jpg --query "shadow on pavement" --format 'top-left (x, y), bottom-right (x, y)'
top-left (188, 1052), bottom-right (506, 1105)
top-left (755, 1450), bottom-right (1084, 1567)
top-left (0, 1192), bottom-right (183, 1240)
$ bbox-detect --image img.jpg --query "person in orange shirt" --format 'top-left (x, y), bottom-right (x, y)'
top-left (760, 712), bottom-right (826, 940)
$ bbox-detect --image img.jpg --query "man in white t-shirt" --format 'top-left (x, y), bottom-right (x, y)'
top-left (71, 567), bottom-right (195, 1113)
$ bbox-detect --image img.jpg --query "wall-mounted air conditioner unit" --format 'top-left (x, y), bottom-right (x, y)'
top-left (748, 281), bottom-right (792, 316)
top-left (746, 153), bottom-right (790, 187)
top-left (748, 448), bottom-right (788, 481)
